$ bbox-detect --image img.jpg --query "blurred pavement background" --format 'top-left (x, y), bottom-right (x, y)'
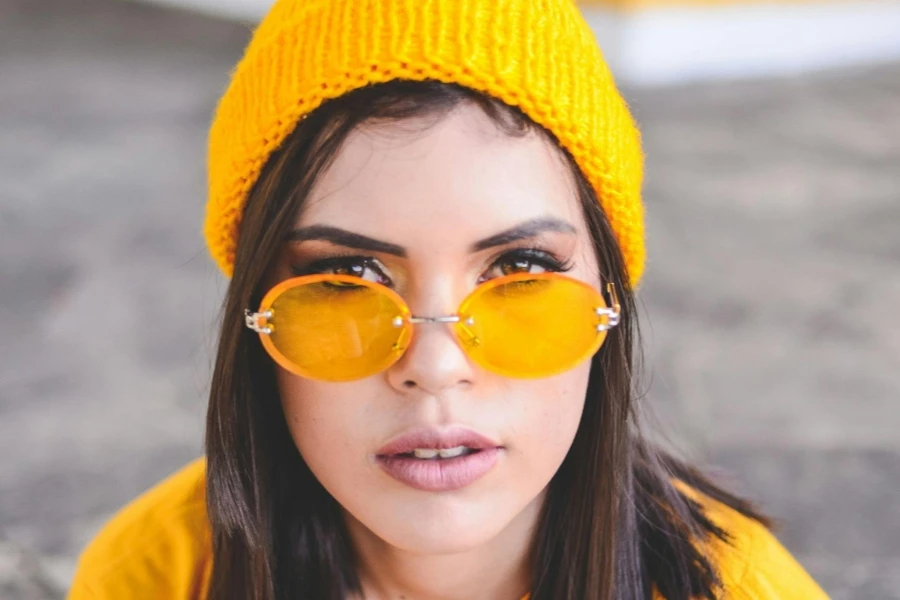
top-left (1, 0), bottom-right (898, 598)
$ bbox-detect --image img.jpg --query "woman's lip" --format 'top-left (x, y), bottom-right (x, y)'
top-left (376, 448), bottom-right (502, 492)
top-left (376, 425), bottom-right (502, 457)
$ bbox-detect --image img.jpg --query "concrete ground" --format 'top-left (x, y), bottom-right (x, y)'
top-left (1, 0), bottom-right (898, 597)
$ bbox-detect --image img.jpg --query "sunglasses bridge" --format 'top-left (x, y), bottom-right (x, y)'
top-left (398, 314), bottom-right (480, 347)
top-left (398, 315), bottom-right (472, 325)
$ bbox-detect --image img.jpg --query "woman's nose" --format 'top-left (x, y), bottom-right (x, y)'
top-left (385, 293), bottom-right (478, 395)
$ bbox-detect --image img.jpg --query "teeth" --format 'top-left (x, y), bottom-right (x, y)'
top-left (412, 446), bottom-right (470, 459)
top-left (439, 446), bottom-right (468, 458)
top-left (412, 449), bottom-right (439, 459)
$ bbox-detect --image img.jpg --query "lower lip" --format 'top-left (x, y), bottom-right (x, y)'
top-left (376, 448), bottom-right (502, 492)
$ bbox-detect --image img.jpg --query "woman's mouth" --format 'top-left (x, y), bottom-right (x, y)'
top-left (374, 426), bottom-right (503, 491)
top-left (376, 447), bottom-right (501, 492)
top-left (399, 446), bottom-right (478, 459)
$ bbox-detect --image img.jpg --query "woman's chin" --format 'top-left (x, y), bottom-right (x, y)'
top-left (349, 505), bottom-right (511, 554)
top-left (375, 528), bottom-right (497, 555)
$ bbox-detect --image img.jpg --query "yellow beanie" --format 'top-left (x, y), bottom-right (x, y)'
top-left (205, 0), bottom-right (646, 288)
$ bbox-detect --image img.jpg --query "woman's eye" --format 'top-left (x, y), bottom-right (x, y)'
top-left (482, 249), bottom-right (573, 281)
top-left (292, 256), bottom-right (391, 286)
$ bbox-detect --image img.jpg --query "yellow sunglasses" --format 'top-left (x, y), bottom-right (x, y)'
top-left (245, 271), bottom-right (620, 382)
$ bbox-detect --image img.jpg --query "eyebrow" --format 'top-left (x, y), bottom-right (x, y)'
top-left (286, 217), bottom-right (577, 258)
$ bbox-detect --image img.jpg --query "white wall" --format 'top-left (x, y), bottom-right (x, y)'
top-left (132, 0), bottom-right (900, 86)
top-left (125, 0), bottom-right (273, 20)
top-left (582, 1), bottom-right (900, 86)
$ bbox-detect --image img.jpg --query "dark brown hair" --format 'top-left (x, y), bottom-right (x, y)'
top-left (205, 80), bottom-right (769, 600)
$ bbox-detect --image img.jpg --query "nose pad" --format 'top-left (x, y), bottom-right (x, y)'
top-left (452, 314), bottom-right (481, 350)
top-left (390, 320), bottom-right (413, 354)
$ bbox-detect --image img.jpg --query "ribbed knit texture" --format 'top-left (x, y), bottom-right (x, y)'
top-left (205, 0), bottom-right (646, 288)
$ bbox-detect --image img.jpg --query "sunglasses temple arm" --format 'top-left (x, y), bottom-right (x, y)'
top-left (606, 283), bottom-right (621, 315)
top-left (605, 283), bottom-right (622, 328)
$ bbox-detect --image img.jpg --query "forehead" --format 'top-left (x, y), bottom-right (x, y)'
top-left (298, 103), bottom-right (587, 255)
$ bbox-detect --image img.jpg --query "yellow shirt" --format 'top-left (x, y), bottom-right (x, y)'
top-left (68, 459), bottom-right (828, 599)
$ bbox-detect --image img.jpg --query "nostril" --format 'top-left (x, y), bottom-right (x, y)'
top-left (403, 380), bottom-right (416, 389)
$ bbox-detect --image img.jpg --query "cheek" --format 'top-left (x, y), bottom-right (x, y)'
top-left (514, 362), bottom-right (591, 473)
top-left (275, 369), bottom-right (368, 486)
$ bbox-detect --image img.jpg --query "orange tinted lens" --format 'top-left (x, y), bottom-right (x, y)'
top-left (454, 273), bottom-right (608, 378)
top-left (259, 276), bottom-right (411, 382)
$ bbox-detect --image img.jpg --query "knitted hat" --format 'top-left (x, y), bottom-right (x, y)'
top-left (205, 0), bottom-right (646, 288)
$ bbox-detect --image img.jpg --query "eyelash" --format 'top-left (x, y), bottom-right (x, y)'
top-left (291, 253), bottom-right (390, 284)
top-left (480, 248), bottom-right (574, 281)
top-left (291, 247), bottom-right (574, 285)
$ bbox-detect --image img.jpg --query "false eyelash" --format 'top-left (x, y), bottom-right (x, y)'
top-left (290, 253), bottom-right (387, 278)
top-left (496, 247), bottom-right (574, 273)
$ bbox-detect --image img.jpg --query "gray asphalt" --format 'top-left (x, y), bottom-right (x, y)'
top-left (1, 0), bottom-right (898, 598)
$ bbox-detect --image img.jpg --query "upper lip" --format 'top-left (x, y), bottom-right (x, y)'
top-left (376, 425), bottom-right (502, 457)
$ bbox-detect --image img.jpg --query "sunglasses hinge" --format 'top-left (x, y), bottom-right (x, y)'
top-left (595, 283), bottom-right (622, 332)
top-left (245, 309), bottom-right (273, 334)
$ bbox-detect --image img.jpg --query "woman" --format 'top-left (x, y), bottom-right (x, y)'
top-left (69, 0), bottom-right (828, 598)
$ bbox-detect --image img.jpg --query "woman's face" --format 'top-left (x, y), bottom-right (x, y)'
top-left (272, 103), bottom-right (601, 555)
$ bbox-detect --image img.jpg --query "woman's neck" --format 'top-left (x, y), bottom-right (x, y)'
top-left (344, 491), bottom-right (543, 600)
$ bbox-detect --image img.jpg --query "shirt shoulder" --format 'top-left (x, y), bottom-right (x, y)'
top-left (691, 487), bottom-right (830, 599)
top-left (67, 458), bottom-right (212, 600)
